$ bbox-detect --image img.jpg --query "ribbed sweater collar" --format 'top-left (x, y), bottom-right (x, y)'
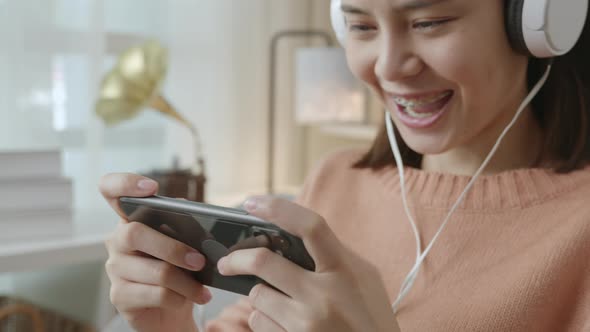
top-left (377, 165), bottom-right (590, 211)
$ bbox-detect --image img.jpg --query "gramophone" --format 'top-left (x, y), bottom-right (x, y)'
top-left (95, 40), bottom-right (206, 202)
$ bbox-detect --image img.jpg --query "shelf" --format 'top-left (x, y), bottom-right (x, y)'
top-left (0, 209), bottom-right (117, 273)
top-left (319, 124), bottom-right (378, 141)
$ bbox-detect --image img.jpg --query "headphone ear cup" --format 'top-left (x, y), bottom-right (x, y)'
top-left (508, 0), bottom-right (588, 57)
top-left (330, 0), bottom-right (347, 46)
top-left (505, 0), bottom-right (530, 55)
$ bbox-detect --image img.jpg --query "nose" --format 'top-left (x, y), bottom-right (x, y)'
top-left (374, 32), bottom-right (423, 82)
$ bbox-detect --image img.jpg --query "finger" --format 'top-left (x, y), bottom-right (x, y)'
top-left (205, 322), bottom-right (250, 332)
top-left (243, 196), bottom-right (342, 271)
top-left (216, 298), bottom-right (254, 322)
top-left (248, 284), bottom-right (297, 331)
top-left (110, 221), bottom-right (206, 272)
top-left (217, 248), bottom-right (306, 298)
top-left (206, 305), bottom-right (252, 332)
top-left (99, 173), bottom-right (159, 219)
top-left (206, 321), bottom-right (250, 332)
top-left (105, 254), bottom-right (211, 305)
top-left (110, 279), bottom-right (187, 311)
top-left (205, 320), bottom-right (251, 332)
top-left (207, 298), bottom-right (253, 331)
top-left (248, 309), bottom-right (286, 332)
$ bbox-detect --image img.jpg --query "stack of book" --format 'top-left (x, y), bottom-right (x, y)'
top-left (0, 150), bottom-right (73, 240)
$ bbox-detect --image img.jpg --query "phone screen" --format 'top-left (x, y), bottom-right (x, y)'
top-left (125, 205), bottom-right (273, 255)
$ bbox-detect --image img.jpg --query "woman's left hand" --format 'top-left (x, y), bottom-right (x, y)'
top-left (217, 196), bottom-right (401, 332)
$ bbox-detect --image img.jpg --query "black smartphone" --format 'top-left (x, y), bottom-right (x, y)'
top-left (119, 195), bottom-right (315, 295)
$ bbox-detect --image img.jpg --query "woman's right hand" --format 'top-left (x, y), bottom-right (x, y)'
top-left (100, 173), bottom-right (212, 332)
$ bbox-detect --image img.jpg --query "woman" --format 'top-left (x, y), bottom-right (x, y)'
top-left (100, 0), bottom-right (590, 331)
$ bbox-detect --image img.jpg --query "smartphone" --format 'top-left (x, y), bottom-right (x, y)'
top-left (119, 195), bottom-right (315, 295)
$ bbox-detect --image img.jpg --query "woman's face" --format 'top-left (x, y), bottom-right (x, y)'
top-left (342, 0), bottom-right (530, 155)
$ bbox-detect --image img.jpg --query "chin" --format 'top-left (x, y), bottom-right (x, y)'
top-left (387, 108), bottom-right (456, 156)
top-left (397, 131), bottom-right (453, 156)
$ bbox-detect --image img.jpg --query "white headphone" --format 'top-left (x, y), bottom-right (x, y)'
top-left (329, 0), bottom-right (587, 313)
top-left (330, 0), bottom-right (588, 58)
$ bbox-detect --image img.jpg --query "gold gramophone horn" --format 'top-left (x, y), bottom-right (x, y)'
top-left (95, 40), bottom-right (203, 174)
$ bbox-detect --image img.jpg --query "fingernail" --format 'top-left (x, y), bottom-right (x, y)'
top-left (217, 257), bottom-right (227, 275)
top-left (185, 252), bottom-right (205, 269)
top-left (243, 198), bottom-right (257, 212)
top-left (138, 179), bottom-right (157, 191)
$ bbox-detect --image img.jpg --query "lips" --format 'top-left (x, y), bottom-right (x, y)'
top-left (389, 90), bottom-right (454, 129)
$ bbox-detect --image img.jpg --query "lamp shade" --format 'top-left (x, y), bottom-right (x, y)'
top-left (294, 47), bottom-right (364, 124)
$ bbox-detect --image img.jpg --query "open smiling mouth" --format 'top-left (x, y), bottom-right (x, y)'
top-left (392, 90), bottom-right (454, 129)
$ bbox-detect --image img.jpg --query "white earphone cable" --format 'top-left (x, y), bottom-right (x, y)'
top-left (387, 123), bottom-right (423, 261)
top-left (389, 63), bottom-right (553, 313)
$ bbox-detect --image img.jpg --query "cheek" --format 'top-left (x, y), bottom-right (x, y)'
top-left (346, 45), bottom-right (380, 92)
top-left (423, 36), bottom-right (476, 90)
top-left (421, 33), bottom-right (498, 113)
top-left (424, 15), bottom-right (523, 114)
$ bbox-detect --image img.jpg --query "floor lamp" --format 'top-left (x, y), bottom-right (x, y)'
top-left (267, 30), bottom-right (334, 194)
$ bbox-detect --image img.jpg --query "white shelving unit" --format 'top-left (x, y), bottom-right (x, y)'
top-left (0, 209), bottom-right (115, 274)
top-left (0, 198), bottom-right (115, 277)
top-left (0, 206), bottom-right (163, 322)
top-left (0, 208), bottom-right (117, 328)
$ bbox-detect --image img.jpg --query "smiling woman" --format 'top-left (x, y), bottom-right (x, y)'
top-left (99, 1), bottom-right (590, 332)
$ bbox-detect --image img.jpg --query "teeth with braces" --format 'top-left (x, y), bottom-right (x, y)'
top-left (393, 91), bottom-right (452, 111)
top-left (404, 106), bottom-right (437, 118)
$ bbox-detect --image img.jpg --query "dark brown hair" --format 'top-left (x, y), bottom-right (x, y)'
top-left (354, 6), bottom-right (590, 173)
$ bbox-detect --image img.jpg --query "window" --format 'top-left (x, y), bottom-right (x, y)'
top-left (0, 0), bottom-right (171, 210)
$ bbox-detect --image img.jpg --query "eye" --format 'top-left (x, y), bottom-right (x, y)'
top-left (412, 18), bottom-right (453, 31)
top-left (348, 24), bottom-right (376, 32)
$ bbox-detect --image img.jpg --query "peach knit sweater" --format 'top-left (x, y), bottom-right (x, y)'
top-left (296, 149), bottom-right (590, 332)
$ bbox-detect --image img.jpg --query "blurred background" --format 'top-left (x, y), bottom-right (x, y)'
top-left (0, 0), bottom-right (382, 330)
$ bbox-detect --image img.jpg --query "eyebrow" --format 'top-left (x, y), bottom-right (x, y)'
top-left (341, 0), bottom-right (448, 15)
